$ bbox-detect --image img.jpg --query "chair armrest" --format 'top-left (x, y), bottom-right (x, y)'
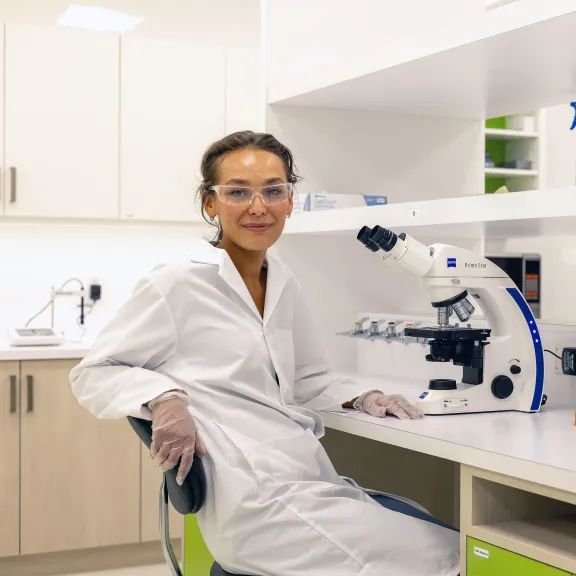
top-left (128, 416), bottom-right (207, 515)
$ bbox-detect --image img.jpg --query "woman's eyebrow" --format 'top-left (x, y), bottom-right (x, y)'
top-left (224, 178), bottom-right (251, 185)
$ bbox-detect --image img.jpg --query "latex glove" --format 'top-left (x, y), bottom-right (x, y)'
top-left (354, 390), bottom-right (424, 420)
top-left (149, 391), bottom-right (207, 485)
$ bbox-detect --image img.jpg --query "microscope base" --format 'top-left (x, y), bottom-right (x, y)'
top-left (415, 385), bottom-right (539, 415)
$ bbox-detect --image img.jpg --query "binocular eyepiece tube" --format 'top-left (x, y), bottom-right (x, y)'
top-left (357, 225), bottom-right (399, 253)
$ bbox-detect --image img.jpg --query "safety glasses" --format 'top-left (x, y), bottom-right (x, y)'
top-left (208, 183), bottom-right (293, 207)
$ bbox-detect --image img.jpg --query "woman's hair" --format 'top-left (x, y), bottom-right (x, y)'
top-left (197, 130), bottom-right (301, 244)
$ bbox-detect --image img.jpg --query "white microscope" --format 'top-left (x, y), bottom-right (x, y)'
top-left (357, 225), bottom-right (545, 415)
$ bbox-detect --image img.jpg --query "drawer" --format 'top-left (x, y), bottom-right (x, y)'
top-left (468, 538), bottom-right (572, 576)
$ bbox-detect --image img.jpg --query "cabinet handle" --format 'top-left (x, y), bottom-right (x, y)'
top-left (9, 167), bottom-right (17, 203)
top-left (9, 375), bottom-right (17, 413)
top-left (26, 375), bottom-right (34, 413)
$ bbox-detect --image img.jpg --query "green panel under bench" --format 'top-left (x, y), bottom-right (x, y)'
top-left (467, 538), bottom-right (573, 576)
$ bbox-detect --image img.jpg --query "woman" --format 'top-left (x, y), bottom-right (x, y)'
top-left (71, 131), bottom-right (460, 576)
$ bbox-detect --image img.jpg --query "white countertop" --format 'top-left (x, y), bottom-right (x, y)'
top-left (325, 376), bottom-right (576, 494)
top-left (2, 347), bottom-right (574, 491)
top-left (0, 339), bottom-right (92, 361)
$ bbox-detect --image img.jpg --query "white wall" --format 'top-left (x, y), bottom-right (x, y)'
top-left (277, 234), bottom-right (483, 374)
top-left (0, 221), bottom-right (211, 341)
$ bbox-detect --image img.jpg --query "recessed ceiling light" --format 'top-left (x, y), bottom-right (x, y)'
top-left (57, 5), bottom-right (144, 33)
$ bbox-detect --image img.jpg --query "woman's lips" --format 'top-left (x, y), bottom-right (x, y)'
top-left (243, 223), bottom-right (272, 232)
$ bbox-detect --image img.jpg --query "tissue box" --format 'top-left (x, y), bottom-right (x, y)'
top-left (311, 193), bottom-right (388, 211)
top-left (293, 193), bottom-right (310, 213)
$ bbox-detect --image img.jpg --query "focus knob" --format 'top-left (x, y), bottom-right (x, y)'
top-left (510, 365), bottom-right (521, 375)
top-left (492, 376), bottom-right (514, 399)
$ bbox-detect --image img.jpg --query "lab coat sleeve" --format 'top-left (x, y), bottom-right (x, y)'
top-left (70, 277), bottom-right (182, 420)
top-left (292, 287), bottom-right (366, 413)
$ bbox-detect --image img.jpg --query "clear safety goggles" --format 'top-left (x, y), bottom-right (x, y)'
top-left (208, 183), bottom-right (293, 207)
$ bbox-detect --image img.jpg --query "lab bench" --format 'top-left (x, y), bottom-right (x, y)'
top-left (2, 346), bottom-right (575, 575)
top-left (320, 377), bottom-right (576, 576)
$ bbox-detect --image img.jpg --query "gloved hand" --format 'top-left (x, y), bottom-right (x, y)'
top-left (354, 390), bottom-right (425, 420)
top-left (149, 391), bottom-right (207, 485)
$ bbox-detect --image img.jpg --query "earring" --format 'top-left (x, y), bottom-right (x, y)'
top-left (286, 213), bottom-right (292, 219)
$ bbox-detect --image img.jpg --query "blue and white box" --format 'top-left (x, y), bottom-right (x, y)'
top-left (293, 193), bottom-right (310, 213)
top-left (310, 193), bottom-right (388, 211)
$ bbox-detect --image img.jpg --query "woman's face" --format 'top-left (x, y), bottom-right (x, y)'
top-left (204, 148), bottom-right (293, 252)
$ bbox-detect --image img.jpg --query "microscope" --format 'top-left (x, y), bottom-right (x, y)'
top-left (357, 225), bottom-right (544, 415)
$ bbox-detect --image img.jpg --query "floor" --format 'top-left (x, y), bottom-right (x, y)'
top-left (65, 565), bottom-right (172, 576)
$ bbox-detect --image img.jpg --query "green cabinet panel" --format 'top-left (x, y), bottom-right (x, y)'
top-left (467, 538), bottom-right (571, 576)
top-left (184, 515), bottom-right (214, 576)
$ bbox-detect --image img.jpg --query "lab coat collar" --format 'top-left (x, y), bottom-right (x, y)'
top-left (187, 241), bottom-right (288, 324)
top-left (186, 240), bottom-right (223, 266)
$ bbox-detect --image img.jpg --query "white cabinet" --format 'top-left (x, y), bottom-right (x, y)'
top-left (120, 36), bottom-right (226, 222)
top-left (3, 24), bottom-right (119, 219)
top-left (0, 25), bottom-right (4, 217)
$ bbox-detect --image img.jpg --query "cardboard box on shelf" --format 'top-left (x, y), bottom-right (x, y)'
top-left (311, 193), bottom-right (388, 211)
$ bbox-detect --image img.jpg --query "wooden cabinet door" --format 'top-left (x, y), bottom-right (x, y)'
top-left (141, 444), bottom-right (183, 542)
top-left (4, 24), bottom-right (119, 219)
top-left (120, 35), bottom-right (225, 222)
top-left (0, 361), bottom-right (20, 557)
top-left (20, 359), bottom-right (140, 555)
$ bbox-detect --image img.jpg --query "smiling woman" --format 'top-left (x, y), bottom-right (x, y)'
top-left (71, 129), bottom-right (457, 576)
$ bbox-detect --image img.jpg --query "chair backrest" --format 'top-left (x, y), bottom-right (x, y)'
top-left (128, 416), bottom-right (207, 515)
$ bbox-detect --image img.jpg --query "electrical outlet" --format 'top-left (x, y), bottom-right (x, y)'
top-left (555, 348), bottom-right (563, 375)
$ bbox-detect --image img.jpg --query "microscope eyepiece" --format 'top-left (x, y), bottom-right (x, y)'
top-left (357, 226), bottom-right (381, 252)
top-left (369, 226), bottom-right (398, 252)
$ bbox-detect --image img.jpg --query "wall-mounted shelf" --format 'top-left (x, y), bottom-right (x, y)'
top-left (485, 167), bottom-right (538, 178)
top-left (283, 187), bottom-right (576, 239)
top-left (485, 128), bottom-right (539, 141)
top-left (269, 0), bottom-right (576, 119)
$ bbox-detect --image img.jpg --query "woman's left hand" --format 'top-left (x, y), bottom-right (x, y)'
top-left (355, 391), bottom-right (425, 420)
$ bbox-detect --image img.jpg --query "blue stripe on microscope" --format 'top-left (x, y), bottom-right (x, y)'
top-left (506, 287), bottom-right (544, 411)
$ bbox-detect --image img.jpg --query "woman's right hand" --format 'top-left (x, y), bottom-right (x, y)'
top-left (149, 392), bottom-right (207, 485)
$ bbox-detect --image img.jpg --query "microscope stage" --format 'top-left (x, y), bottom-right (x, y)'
top-left (404, 326), bottom-right (491, 341)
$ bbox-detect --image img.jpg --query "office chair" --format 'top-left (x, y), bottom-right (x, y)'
top-left (128, 416), bottom-right (248, 576)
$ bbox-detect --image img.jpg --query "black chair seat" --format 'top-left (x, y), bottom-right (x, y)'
top-left (211, 563), bottom-right (247, 576)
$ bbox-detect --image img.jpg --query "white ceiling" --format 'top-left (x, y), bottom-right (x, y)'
top-left (0, 0), bottom-right (260, 45)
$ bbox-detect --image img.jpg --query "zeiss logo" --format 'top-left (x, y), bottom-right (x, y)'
top-left (447, 258), bottom-right (457, 268)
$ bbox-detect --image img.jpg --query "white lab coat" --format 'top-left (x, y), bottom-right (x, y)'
top-left (71, 241), bottom-right (459, 576)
